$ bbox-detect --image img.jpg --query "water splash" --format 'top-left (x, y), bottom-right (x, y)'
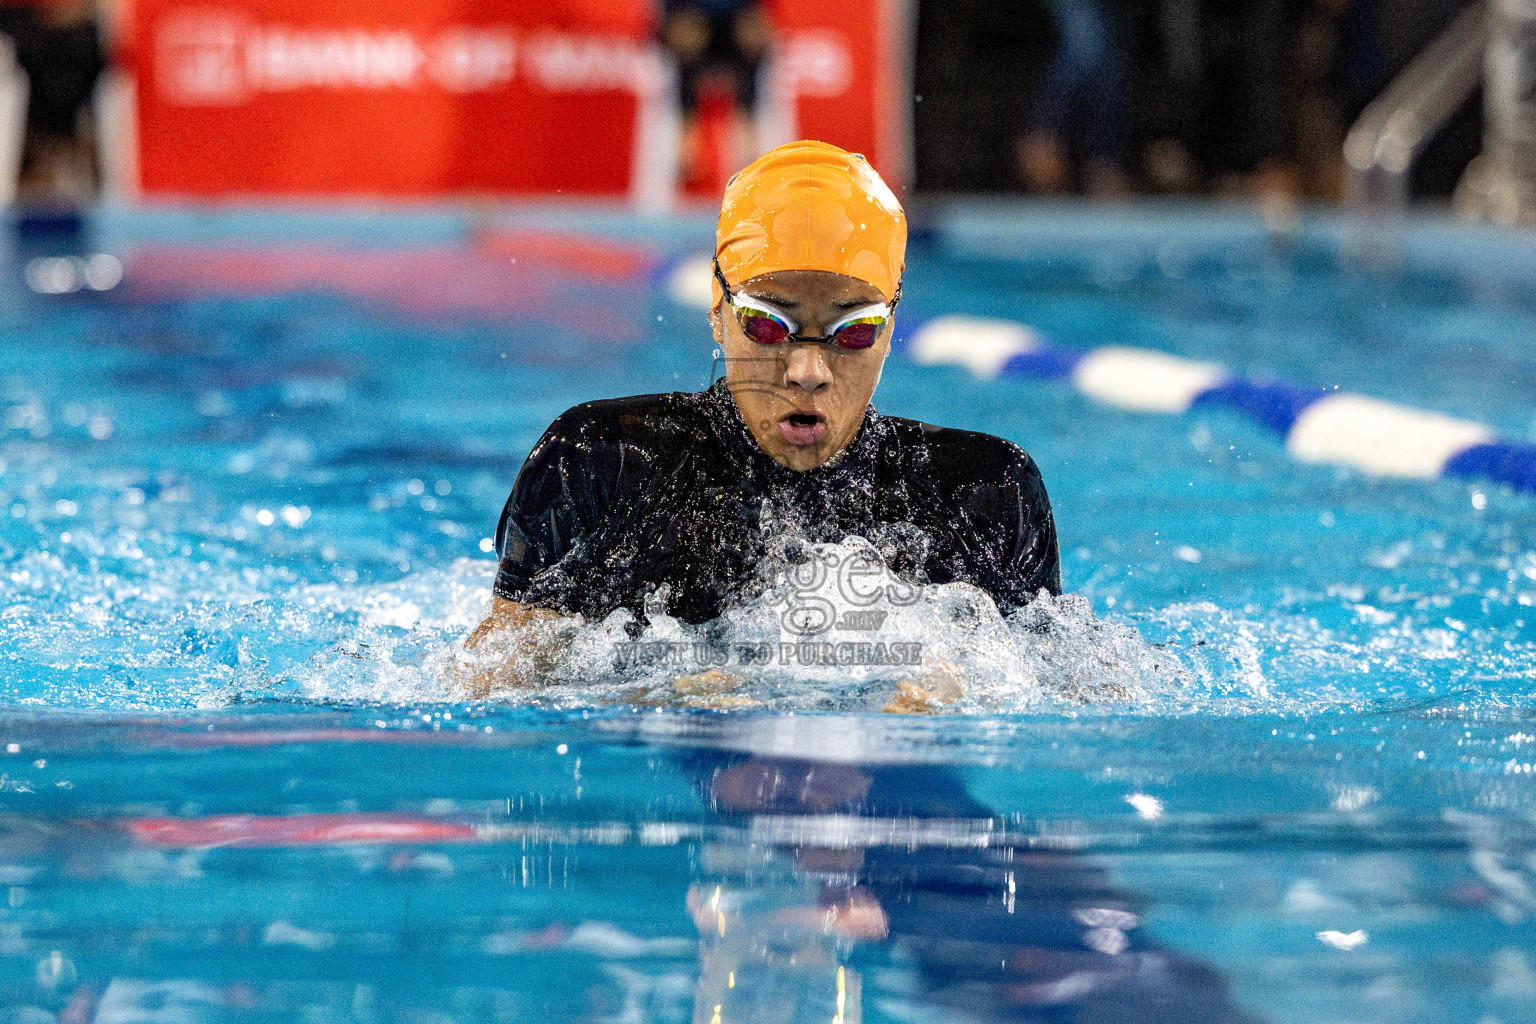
top-left (433, 537), bottom-right (1187, 713)
top-left (5, 506), bottom-right (1534, 716)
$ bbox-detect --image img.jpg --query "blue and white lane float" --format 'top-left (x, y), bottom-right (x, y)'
top-left (905, 315), bottom-right (1536, 493)
top-left (662, 257), bottom-right (1536, 494)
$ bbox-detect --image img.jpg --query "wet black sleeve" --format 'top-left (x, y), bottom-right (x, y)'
top-left (928, 429), bottom-right (1061, 612)
top-left (492, 406), bottom-right (616, 610)
top-left (995, 447), bottom-right (1062, 607)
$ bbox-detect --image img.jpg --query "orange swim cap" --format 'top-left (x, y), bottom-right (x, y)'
top-left (714, 140), bottom-right (906, 304)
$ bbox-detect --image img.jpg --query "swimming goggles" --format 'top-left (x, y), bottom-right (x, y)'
top-left (713, 260), bottom-right (899, 350)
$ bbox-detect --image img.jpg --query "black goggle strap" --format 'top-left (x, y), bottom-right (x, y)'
top-left (711, 258), bottom-right (733, 303)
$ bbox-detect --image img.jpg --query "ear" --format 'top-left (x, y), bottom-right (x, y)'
top-left (708, 301), bottom-right (725, 343)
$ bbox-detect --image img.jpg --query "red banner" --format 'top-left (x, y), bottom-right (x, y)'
top-left (121, 0), bottom-right (908, 199)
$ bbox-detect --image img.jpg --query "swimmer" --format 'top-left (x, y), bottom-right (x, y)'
top-left (454, 141), bottom-right (1060, 699)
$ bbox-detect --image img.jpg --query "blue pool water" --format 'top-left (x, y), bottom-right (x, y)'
top-left (1, 203), bottom-right (1534, 1024)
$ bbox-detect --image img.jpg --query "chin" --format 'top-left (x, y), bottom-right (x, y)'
top-left (764, 444), bottom-right (818, 471)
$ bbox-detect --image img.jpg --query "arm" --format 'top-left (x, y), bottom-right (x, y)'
top-left (926, 429), bottom-right (1061, 612)
top-left (448, 596), bottom-right (575, 699)
top-left (1002, 447), bottom-right (1061, 601)
top-left (885, 440), bottom-right (1060, 713)
top-left (968, 441), bottom-right (1060, 610)
top-left (448, 406), bottom-right (613, 698)
top-left (465, 596), bottom-right (560, 650)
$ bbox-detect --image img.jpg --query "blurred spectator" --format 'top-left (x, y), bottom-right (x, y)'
top-left (1204, 0), bottom-right (1297, 199)
top-left (0, 0), bottom-right (105, 200)
top-left (913, 0), bottom-right (1052, 192)
top-left (1288, 0), bottom-right (1377, 201)
top-left (1124, 0), bottom-right (1301, 202)
top-left (1131, 0), bottom-right (1394, 202)
top-left (1017, 0), bottom-right (1133, 198)
top-left (659, 0), bottom-right (771, 195)
top-left (915, 0), bottom-right (1486, 205)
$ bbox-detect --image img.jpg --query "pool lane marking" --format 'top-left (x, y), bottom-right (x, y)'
top-left (664, 254), bottom-right (717, 309)
top-left (124, 813), bottom-right (1030, 850)
top-left (127, 814), bottom-right (480, 848)
top-left (900, 314), bottom-right (1536, 495)
top-left (1442, 441), bottom-right (1536, 491)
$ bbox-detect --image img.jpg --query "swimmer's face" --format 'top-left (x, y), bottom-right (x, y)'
top-left (712, 269), bottom-right (892, 472)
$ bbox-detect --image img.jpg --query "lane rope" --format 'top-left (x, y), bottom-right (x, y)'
top-left (904, 313), bottom-right (1536, 493)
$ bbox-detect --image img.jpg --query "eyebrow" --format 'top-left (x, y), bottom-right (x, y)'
top-left (750, 292), bottom-right (799, 308)
top-left (745, 293), bottom-right (881, 310)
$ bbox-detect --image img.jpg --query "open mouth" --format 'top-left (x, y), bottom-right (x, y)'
top-left (778, 411), bottom-right (827, 447)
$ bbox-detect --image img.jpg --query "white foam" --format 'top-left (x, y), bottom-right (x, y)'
top-left (453, 535), bottom-right (1183, 714)
top-left (908, 315), bottom-right (1040, 379)
top-left (362, 597), bottom-right (422, 630)
top-left (262, 559), bottom-right (495, 706)
top-left (1071, 346), bottom-right (1226, 413)
top-left (1285, 393), bottom-right (1491, 479)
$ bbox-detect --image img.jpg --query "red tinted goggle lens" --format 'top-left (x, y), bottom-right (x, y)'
top-left (831, 322), bottom-right (878, 349)
top-left (739, 310), bottom-right (789, 344)
top-left (735, 309), bottom-right (883, 349)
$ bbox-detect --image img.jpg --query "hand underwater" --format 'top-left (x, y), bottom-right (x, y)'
top-left (449, 598), bottom-right (573, 699)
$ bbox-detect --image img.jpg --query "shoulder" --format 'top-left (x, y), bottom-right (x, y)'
top-left (501, 392), bottom-right (709, 542)
top-left (877, 416), bottom-right (1061, 600)
top-left (532, 391), bottom-right (708, 459)
top-left (542, 391), bottom-right (694, 441)
top-left (880, 415), bottom-right (1046, 487)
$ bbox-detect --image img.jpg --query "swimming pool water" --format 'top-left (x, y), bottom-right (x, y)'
top-left (0, 203), bottom-right (1534, 1024)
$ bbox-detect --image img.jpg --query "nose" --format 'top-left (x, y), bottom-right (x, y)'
top-left (782, 343), bottom-right (832, 393)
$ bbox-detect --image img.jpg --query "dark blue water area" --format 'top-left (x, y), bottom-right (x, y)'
top-left (0, 203), bottom-right (1533, 1023)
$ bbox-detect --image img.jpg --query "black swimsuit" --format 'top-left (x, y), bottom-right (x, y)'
top-left (494, 380), bottom-right (1061, 624)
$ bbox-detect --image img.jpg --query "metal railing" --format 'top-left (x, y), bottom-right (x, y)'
top-left (1469, 0), bottom-right (1536, 225)
top-left (1343, 2), bottom-right (1490, 222)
